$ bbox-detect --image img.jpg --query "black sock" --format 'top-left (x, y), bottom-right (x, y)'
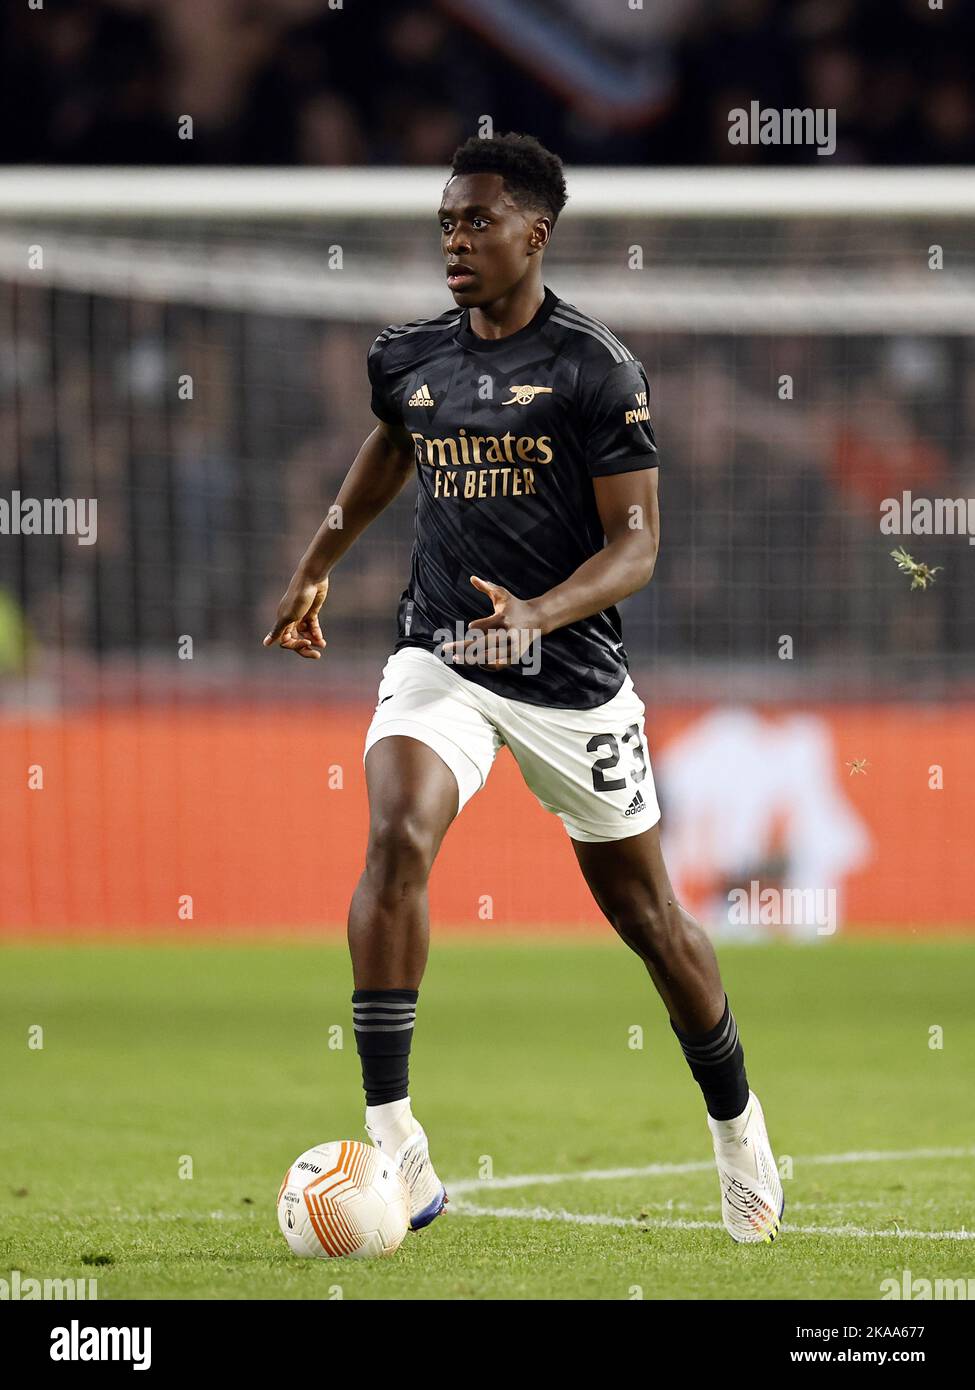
top-left (671, 995), bottom-right (749, 1121)
top-left (352, 988), bottom-right (418, 1106)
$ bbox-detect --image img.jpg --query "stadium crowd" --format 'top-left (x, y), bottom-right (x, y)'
top-left (2, 0), bottom-right (973, 169)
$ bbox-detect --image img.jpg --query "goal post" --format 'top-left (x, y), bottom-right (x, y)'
top-left (0, 167), bottom-right (971, 333)
top-left (2, 166), bottom-right (975, 217)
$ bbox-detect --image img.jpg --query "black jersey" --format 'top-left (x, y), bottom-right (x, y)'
top-left (367, 285), bottom-right (657, 709)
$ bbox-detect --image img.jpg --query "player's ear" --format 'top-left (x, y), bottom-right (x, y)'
top-left (528, 218), bottom-right (551, 253)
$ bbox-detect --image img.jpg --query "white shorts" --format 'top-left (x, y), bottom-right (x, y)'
top-left (362, 647), bottom-right (661, 843)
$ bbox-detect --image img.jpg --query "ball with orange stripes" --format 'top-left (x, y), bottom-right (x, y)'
top-left (277, 1140), bottom-right (410, 1259)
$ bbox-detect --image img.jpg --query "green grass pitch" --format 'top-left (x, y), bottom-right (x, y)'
top-left (2, 937), bottom-right (973, 1300)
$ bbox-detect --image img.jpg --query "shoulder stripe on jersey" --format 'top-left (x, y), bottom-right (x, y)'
top-left (377, 310), bottom-right (464, 347)
top-left (556, 302), bottom-right (635, 361)
top-left (550, 310), bottom-right (628, 364)
top-left (550, 305), bottom-right (634, 365)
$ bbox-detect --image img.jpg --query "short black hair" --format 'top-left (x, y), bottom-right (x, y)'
top-left (447, 132), bottom-right (568, 226)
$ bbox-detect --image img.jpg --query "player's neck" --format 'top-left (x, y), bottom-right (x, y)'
top-left (467, 278), bottom-right (546, 342)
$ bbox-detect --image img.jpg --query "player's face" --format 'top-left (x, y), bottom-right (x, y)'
top-left (438, 173), bottom-right (546, 305)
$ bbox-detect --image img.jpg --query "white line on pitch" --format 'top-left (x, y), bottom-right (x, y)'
top-left (447, 1200), bottom-right (975, 1241)
top-left (445, 1145), bottom-right (975, 1196)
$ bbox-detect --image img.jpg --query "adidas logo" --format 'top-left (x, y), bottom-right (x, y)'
top-left (624, 789), bottom-right (646, 817)
top-left (408, 383), bottom-right (435, 407)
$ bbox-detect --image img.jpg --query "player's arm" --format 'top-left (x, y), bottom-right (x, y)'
top-left (532, 467), bottom-right (659, 634)
top-left (263, 420), bottom-right (415, 659)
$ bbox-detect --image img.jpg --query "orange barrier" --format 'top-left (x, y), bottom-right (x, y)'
top-left (0, 702), bottom-right (969, 935)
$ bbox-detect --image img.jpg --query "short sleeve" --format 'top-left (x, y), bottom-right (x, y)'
top-left (578, 358), bottom-right (658, 478)
top-left (366, 335), bottom-right (403, 427)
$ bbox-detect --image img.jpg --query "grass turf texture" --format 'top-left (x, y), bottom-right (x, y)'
top-left (1, 938), bottom-right (973, 1301)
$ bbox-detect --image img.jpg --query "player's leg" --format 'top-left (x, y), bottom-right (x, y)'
top-left (495, 676), bottom-right (783, 1242)
top-left (571, 825), bottom-right (784, 1243)
top-left (349, 733), bottom-right (459, 1230)
top-left (349, 734), bottom-right (458, 992)
top-left (570, 823), bottom-right (725, 1033)
top-left (351, 648), bottom-right (501, 1229)
top-left (571, 824), bottom-right (745, 1119)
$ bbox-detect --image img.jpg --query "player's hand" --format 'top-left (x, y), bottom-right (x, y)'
top-left (441, 575), bottom-right (541, 669)
top-left (263, 575), bottom-right (328, 659)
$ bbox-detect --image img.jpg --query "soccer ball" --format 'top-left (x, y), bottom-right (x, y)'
top-left (276, 1140), bottom-right (410, 1259)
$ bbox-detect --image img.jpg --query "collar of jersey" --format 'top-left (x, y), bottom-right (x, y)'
top-left (455, 285), bottom-right (559, 352)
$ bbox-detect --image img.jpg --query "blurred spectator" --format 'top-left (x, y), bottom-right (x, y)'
top-left (2, 0), bottom-right (974, 168)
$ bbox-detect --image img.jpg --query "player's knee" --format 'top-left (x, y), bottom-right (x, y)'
top-left (366, 810), bottom-right (438, 887)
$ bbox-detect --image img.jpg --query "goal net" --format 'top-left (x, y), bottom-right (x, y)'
top-left (1, 167), bottom-right (972, 934)
top-left (1, 168), bottom-right (972, 705)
